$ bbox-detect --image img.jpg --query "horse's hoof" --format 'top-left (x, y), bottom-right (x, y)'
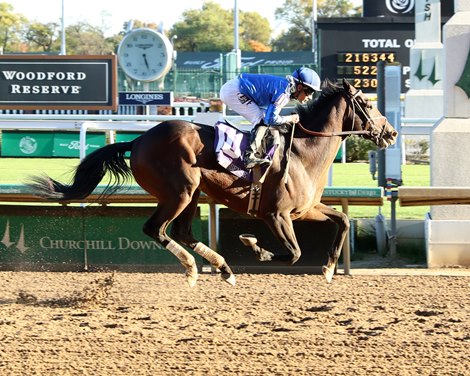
top-left (257, 250), bottom-right (274, 262)
top-left (322, 266), bottom-right (334, 283)
top-left (221, 273), bottom-right (236, 286)
top-left (219, 263), bottom-right (236, 286)
top-left (239, 234), bottom-right (257, 247)
top-left (186, 264), bottom-right (199, 287)
top-left (186, 273), bottom-right (198, 288)
top-left (290, 255), bottom-right (300, 265)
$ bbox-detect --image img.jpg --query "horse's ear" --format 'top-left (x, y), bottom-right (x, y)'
top-left (342, 79), bottom-right (352, 92)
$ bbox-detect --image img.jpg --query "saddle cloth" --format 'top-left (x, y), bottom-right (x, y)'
top-left (214, 120), bottom-right (279, 181)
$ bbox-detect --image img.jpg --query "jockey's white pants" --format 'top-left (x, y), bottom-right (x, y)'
top-left (220, 77), bottom-right (264, 126)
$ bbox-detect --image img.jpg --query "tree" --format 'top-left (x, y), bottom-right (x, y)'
top-left (22, 20), bottom-right (115, 55)
top-left (24, 22), bottom-right (59, 52)
top-left (170, 2), bottom-right (233, 52)
top-left (123, 20), bottom-right (161, 34)
top-left (0, 2), bottom-right (27, 53)
top-left (65, 22), bottom-right (115, 55)
top-left (169, 1), bottom-right (271, 52)
top-left (248, 40), bottom-right (271, 52)
top-left (272, 0), bottom-right (360, 51)
top-left (272, 28), bottom-right (310, 51)
top-left (316, 0), bottom-right (360, 17)
top-left (239, 11), bottom-right (272, 52)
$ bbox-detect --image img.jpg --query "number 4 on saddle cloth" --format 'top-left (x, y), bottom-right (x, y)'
top-left (214, 120), bottom-right (281, 182)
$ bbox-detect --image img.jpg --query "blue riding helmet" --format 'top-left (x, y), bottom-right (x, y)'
top-left (292, 67), bottom-right (321, 92)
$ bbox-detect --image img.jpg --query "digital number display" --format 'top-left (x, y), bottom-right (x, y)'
top-left (336, 52), bottom-right (397, 90)
top-left (337, 52), bottom-right (396, 64)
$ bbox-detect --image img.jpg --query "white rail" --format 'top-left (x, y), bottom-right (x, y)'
top-left (400, 117), bottom-right (441, 135)
top-left (0, 114), bottom-right (440, 132)
top-left (0, 114), bottom-right (440, 160)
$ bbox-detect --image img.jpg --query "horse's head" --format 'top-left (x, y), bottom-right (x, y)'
top-left (343, 80), bottom-right (398, 149)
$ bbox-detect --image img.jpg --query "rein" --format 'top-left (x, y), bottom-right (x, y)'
top-left (296, 123), bottom-right (369, 137)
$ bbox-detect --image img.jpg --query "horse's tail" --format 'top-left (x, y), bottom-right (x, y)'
top-left (27, 141), bottom-right (134, 201)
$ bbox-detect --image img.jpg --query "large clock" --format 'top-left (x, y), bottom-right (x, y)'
top-left (117, 28), bottom-right (173, 82)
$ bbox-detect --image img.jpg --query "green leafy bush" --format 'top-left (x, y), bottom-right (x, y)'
top-left (345, 136), bottom-right (377, 162)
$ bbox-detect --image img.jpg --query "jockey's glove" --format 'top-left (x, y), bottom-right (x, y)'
top-left (289, 114), bottom-right (299, 124)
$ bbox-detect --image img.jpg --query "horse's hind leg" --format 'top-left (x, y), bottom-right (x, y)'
top-left (143, 203), bottom-right (199, 287)
top-left (171, 189), bottom-right (236, 286)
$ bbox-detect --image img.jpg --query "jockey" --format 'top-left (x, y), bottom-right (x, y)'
top-left (220, 67), bottom-right (321, 169)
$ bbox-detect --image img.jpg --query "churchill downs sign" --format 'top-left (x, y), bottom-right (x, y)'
top-left (0, 55), bottom-right (117, 110)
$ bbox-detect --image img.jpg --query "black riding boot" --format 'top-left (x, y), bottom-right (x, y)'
top-left (244, 124), bottom-right (270, 169)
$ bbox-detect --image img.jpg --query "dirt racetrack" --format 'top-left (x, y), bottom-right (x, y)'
top-left (0, 268), bottom-right (469, 376)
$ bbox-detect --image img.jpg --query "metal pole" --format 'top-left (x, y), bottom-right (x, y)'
top-left (61, 0), bottom-right (66, 55)
top-left (389, 191), bottom-right (398, 258)
top-left (79, 122), bottom-right (90, 160)
top-left (209, 202), bottom-right (218, 251)
top-left (311, 0), bottom-right (317, 65)
top-left (234, 0), bottom-right (239, 51)
top-left (143, 82), bottom-right (150, 115)
top-left (376, 61), bottom-right (386, 188)
top-left (341, 199), bottom-right (350, 276)
top-left (234, 0), bottom-right (241, 71)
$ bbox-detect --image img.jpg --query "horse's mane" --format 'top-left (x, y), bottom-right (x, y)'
top-left (296, 79), bottom-right (343, 121)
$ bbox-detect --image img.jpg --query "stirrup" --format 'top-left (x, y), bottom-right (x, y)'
top-left (244, 156), bottom-right (270, 169)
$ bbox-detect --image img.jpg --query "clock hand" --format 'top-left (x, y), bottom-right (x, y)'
top-left (142, 53), bottom-right (150, 70)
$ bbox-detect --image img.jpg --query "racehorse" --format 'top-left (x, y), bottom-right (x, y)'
top-left (28, 79), bottom-right (397, 287)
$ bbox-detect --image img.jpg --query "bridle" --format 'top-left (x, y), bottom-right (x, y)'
top-left (296, 88), bottom-right (387, 139)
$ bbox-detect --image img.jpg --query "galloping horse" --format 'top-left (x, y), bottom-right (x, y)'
top-left (28, 80), bottom-right (397, 287)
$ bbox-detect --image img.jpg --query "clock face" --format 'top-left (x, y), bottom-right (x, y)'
top-left (118, 28), bottom-right (173, 82)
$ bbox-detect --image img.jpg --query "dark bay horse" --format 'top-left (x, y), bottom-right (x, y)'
top-left (28, 80), bottom-right (397, 287)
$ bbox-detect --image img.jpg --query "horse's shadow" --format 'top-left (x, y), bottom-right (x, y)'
top-left (217, 208), bottom-right (336, 272)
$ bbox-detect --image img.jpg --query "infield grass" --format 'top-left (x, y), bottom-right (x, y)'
top-left (0, 158), bottom-right (430, 219)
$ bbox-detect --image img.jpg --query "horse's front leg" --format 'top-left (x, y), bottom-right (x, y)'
top-left (300, 203), bottom-right (350, 283)
top-left (239, 210), bottom-right (301, 264)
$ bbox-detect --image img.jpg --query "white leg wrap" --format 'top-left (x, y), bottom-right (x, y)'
top-left (194, 242), bottom-right (225, 268)
top-left (167, 240), bottom-right (195, 266)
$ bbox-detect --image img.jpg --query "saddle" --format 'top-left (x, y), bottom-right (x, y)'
top-left (214, 120), bottom-right (283, 216)
top-left (214, 120), bottom-right (281, 182)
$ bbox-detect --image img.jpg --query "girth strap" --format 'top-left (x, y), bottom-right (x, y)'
top-left (246, 128), bottom-right (282, 217)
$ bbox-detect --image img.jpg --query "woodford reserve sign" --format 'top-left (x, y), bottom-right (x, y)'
top-left (0, 55), bottom-right (117, 110)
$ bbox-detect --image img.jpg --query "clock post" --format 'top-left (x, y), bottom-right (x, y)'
top-left (118, 28), bottom-right (174, 114)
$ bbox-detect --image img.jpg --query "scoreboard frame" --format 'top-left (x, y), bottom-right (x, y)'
top-left (317, 17), bottom-right (416, 93)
